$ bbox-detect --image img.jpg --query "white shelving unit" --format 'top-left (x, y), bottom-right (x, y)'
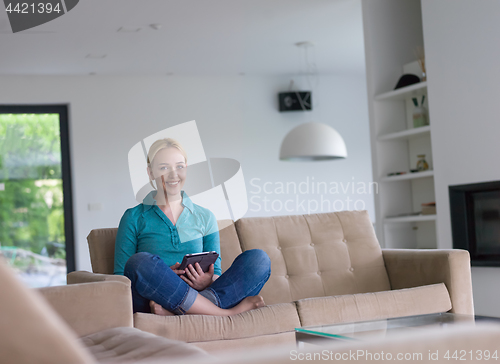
top-left (363, 0), bottom-right (437, 249)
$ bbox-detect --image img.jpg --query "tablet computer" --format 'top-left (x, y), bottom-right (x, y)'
top-left (178, 251), bottom-right (219, 275)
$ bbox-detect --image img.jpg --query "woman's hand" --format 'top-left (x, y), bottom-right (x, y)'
top-left (170, 262), bottom-right (185, 276)
top-left (181, 263), bottom-right (214, 291)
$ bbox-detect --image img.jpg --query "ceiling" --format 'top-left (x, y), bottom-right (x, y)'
top-left (0, 0), bottom-right (365, 76)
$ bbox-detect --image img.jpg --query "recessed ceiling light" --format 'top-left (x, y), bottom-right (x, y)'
top-left (150, 24), bottom-right (162, 30)
top-left (86, 54), bottom-right (106, 59)
top-left (117, 26), bottom-right (142, 33)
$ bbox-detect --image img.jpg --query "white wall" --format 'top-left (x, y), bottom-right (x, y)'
top-left (241, 74), bottom-right (375, 220)
top-left (0, 73), bottom-right (373, 272)
top-left (422, 0), bottom-right (500, 317)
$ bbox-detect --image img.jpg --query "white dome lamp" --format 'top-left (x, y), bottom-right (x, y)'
top-left (279, 41), bottom-right (347, 161)
top-left (280, 122), bottom-right (347, 161)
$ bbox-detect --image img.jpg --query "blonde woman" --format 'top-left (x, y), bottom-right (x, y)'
top-left (114, 138), bottom-right (271, 316)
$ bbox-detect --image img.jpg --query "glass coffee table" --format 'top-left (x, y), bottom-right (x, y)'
top-left (295, 313), bottom-right (478, 347)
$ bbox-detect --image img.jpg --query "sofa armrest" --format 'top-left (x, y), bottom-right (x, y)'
top-left (38, 281), bottom-right (133, 337)
top-left (67, 270), bottom-right (130, 286)
top-left (382, 249), bottom-right (473, 315)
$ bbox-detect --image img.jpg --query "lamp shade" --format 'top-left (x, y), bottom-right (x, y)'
top-left (279, 122), bottom-right (347, 161)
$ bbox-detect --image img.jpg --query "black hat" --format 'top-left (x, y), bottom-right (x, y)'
top-left (394, 74), bottom-right (421, 89)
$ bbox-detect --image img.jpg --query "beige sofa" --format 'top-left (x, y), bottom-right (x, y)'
top-left (68, 210), bottom-right (474, 352)
top-left (0, 257), bottom-right (208, 364)
top-left (1, 256), bottom-right (497, 364)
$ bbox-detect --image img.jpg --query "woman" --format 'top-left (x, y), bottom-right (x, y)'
top-left (114, 138), bottom-right (271, 316)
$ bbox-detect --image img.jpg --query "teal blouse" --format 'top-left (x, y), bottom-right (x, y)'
top-left (114, 190), bottom-right (221, 276)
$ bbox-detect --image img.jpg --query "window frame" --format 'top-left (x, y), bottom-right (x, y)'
top-left (0, 104), bottom-right (76, 272)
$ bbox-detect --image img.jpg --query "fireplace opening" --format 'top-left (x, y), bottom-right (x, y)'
top-left (450, 181), bottom-right (500, 266)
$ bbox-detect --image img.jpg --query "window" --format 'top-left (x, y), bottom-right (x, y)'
top-left (0, 105), bottom-right (74, 287)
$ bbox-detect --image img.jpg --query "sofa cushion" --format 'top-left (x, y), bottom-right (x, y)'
top-left (296, 283), bottom-right (452, 327)
top-left (0, 259), bottom-right (94, 364)
top-left (133, 302), bottom-right (300, 342)
top-left (193, 332), bottom-right (296, 353)
top-left (235, 210), bottom-right (391, 305)
top-left (80, 327), bottom-right (207, 363)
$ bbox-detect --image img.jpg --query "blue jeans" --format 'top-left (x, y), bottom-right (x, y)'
top-left (124, 249), bottom-right (271, 315)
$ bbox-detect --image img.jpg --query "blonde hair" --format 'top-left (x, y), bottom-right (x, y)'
top-left (147, 138), bottom-right (187, 188)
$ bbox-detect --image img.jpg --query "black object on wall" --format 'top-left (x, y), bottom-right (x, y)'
top-left (279, 91), bottom-right (312, 112)
top-left (450, 180), bottom-right (500, 267)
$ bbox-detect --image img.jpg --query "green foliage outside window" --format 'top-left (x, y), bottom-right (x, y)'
top-left (0, 113), bottom-right (65, 266)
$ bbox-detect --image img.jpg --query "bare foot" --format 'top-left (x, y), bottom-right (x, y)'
top-left (150, 300), bottom-right (175, 316)
top-left (229, 296), bottom-right (266, 315)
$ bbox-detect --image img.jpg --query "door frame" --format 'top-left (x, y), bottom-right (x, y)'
top-left (0, 104), bottom-right (75, 272)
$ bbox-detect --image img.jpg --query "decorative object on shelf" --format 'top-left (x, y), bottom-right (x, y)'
top-left (416, 154), bottom-right (429, 171)
top-left (421, 202), bottom-right (436, 215)
top-left (386, 211), bottom-right (421, 218)
top-left (394, 74), bottom-right (420, 89)
top-left (415, 46), bottom-right (426, 81)
top-left (412, 95), bottom-right (428, 128)
top-left (387, 171), bottom-right (407, 176)
top-left (279, 42), bottom-right (347, 161)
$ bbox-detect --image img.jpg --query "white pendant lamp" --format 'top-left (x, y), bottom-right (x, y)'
top-left (280, 122), bottom-right (347, 161)
top-left (279, 41), bottom-right (347, 162)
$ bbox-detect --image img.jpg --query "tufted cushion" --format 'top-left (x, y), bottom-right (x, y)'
top-left (133, 302), bottom-right (300, 343)
top-left (234, 210), bottom-right (391, 305)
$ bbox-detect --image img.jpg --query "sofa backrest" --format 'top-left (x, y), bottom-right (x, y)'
top-left (234, 210), bottom-right (391, 305)
top-left (217, 220), bottom-right (243, 273)
top-left (87, 211), bottom-right (390, 306)
top-left (87, 220), bottom-right (242, 275)
top-left (87, 228), bottom-right (117, 274)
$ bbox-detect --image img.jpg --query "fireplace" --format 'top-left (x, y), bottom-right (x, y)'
top-left (450, 181), bottom-right (500, 266)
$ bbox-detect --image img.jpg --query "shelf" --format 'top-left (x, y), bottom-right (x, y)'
top-left (382, 170), bottom-right (434, 182)
top-left (375, 81), bottom-right (427, 101)
top-left (385, 214), bottom-right (437, 223)
top-left (378, 126), bottom-right (430, 141)
top-left (365, 7), bottom-right (436, 249)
